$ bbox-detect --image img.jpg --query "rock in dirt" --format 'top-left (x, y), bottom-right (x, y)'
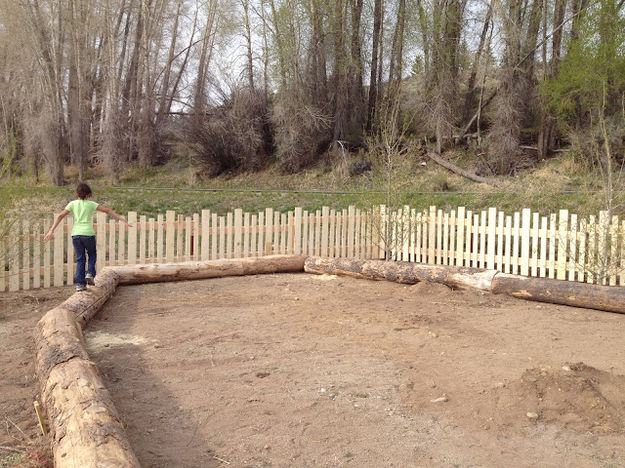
top-left (430, 395), bottom-right (448, 403)
top-left (526, 412), bottom-right (539, 420)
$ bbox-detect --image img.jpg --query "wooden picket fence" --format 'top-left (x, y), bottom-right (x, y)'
top-left (1, 205), bottom-right (624, 292)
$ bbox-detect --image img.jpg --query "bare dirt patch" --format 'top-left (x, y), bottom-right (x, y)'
top-left (0, 286), bottom-right (73, 467)
top-left (83, 273), bottom-right (625, 467)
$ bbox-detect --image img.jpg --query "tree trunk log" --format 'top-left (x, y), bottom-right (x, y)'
top-left (35, 308), bottom-right (140, 467)
top-left (305, 257), bottom-right (625, 314)
top-left (491, 273), bottom-right (625, 314)
top-left (304, 257), bottom-right (497, 290)
top-left (34, 255), bottom-right (306, 467)
top-left (114, 255), bottom-right (306, 285)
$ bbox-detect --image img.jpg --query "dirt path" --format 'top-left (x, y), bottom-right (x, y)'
top-left (83, 273), bottom-right (625, 467)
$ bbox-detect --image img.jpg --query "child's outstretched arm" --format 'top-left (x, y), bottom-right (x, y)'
top-left (96, 205), bottom-right (132, 227)
top-left (43, 209), bottom-right (70, 241)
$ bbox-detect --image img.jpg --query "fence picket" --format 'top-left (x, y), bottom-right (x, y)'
top-left (443, 211), bottom-right (449, 265)
top-left (504, 216), bottom-right (512, 274)
top-left (587, 215), bottom-right (596, 283)
top-left (465, 211), bottom-right (473, 268)
top-left (22, 220), bottom-right (30, 290)
top-left (43, 220), bottom-right (51, 288)
top-left (436, 209), bottom-right (443, 264)
top-left (250, 214), bottom-right (257, 257)
top-left (610, 215), bottom-right (618, 286)
top-left (579, 219), bottom-right (587, 282)
top-left (226, 212), bottom-right (234, 259)
top-left (66, 218), bottom-right (73, 285)
top-left (139, 215), bottom-right (147, 263)
top-left (218, 216), bottom-right (226, 259)
top-left (108, 220), bottom-right (116, 266)
top-left (479, 211), bottom-right (486, 268)
top-left (569, 214), bottom-right (578, 282)
top-left (497, 211), bottom-right (504, 271)
top-left (53, 218), bottom-right (64, 287)
top-left (156, 214), bottom-right (164, 263)
top-left (185, 216), bottom-right (192, 261)
top-left (472, 213), bottom-right (479, 267)
top-left (243, 211), bottom-right (250, 258)
top-left (201, 210), bottom-right (210, 261)
top-left (531, 212), bottom-right (539, 277)
top-left (539, 217), bottom-right (547, 277)
top-left (9, 224), bottom-right (20, 291)
top-left (557, 210), bottom-right (568, 280)
top-left (549, 214), bottom-right (557, 279)
top-left (33, 224), bottom-right (41, 289)
top-left (193, 213), bottom-right (200, 260)
top-left (512, 212), bottom-right (520, 275)
top-left (455, 207), bottom-right (465, 266)
top-left (264, 209), bottom-right (273, 255)
top-left (148, 218), bottom-right (155, 262)
top-left (128, 212), bottom-right (137, 265)
top-left (97, 212), bottom-right (106, 272)
top-left (257, 211), bottom-right (265, 257)
top-left (234, 209), bottom-right (243, 259)
top-left (521, 209), bottom-right (531, 276)
top-left (165, 211), bottom-right (175, 262)
top-left (486, 208), bottom-right (496, 270)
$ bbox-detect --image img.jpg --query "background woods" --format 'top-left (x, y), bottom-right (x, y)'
top-left (0, 0), bottom-right (624, 185)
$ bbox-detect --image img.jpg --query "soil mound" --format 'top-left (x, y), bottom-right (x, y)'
top-left (496, 363), bottom-right (625, 433)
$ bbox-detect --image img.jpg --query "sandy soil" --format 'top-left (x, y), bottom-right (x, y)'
top-left (77, 273), bottom-right (625, 467)
top-left (0, 286), bottom-right (73, 467)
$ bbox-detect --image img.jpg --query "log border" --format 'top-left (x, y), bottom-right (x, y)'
top-left (34, 255), bottom-right (306, 468)
top-left (35, 255), bottom-right (625, 467)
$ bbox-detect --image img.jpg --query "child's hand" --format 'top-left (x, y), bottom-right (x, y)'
top-left (43, 232), bottom-right (53, 242)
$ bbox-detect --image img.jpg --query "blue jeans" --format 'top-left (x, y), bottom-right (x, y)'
top-left (72, 235), bottom-right (97, 286)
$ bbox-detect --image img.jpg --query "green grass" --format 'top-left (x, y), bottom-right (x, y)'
top-left (1, 152), bottom-right (623, 222)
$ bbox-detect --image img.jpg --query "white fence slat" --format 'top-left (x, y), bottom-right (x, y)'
top-left (66, 218), bottom-right (73, 285)
top-left (587, 215), bottom-right (596, 283)
top-left (443, 212), bottom-right (449, 265)
top-left (243, 212), bottom-right (250, 258)
top-left (201, 210), bottom-right (210, 261)
top-left (234, 209), bottom-right (243, 259)
top-left (609, 215), bottom-right (618, 286)
top-left (96, 212), bottom-right (106, 272)
top-left (497, 211), bottom-right (504, 271)
top-left (512, 212), bottom-right (520, 275)
top-left (43, 220), bottom-right (51, 288)
top-left (456, 207), bottom-right (465, 267)
top-left (557, 210), bottom-right (568, 280)
top-left (531, 212), bottom-right (539, 277)
top-left (487, 208), bottom-right (496, 270)
top-left (569, 214), bottom-right (577, 282)
top-left (193, 213), bottom-right (200, 260)
top-left (539, 216), bottom-right (548, 278)
top-left (148, 218), bottom-right (155, 262)
top-left (472, 213), bottom-right (479, 267)
top-left (53, 218), bottom-right (64, 287)
top-left (218, 216), bottom-right (226, 259)
top-left (33, 223), bottom-right (41, 289)
top-left (139, 215), bottom-right (147, 263)
top-left (157, 214), bottom-right (164, 263)
top-left (184, 216), bottom-right (192, 261)
top-left (250, 214), bottom-right (257, 257)
top-left (579, 219), bottom-right (587, 282)
top-left (165, 211), bottom-right (175, 262)
top-left (520, 208), bottom-right (531, 276)
top-left (128, 212), bottom-right (137, 265)
top-left (465, 211), bottom-right (473, 268)
top-left (257, 211), bottom-right (265, 257)
top-left (548, 214), bottom-right (557, 279)
top-left (22, 220), bottom-right (30, 290)
top-left (108, 220), bottom-right (116, 266)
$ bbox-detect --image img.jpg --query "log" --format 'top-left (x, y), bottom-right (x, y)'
top-left (114, 255), bottom-right (306, 285)
top-left (34, 255), bottom-right (306, 468)
top-left (491, 273), bottom-right (625, 314)
top-left (304, 257), bottom-right (497, 290)
top-left (34, 308), bottom-right (140, 468)
top-left (305, 257), bottom-right (625, 314)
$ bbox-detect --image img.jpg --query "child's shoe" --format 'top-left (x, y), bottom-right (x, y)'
top-left (76, 284), bottom-right (87, 292)
top-left (85, 273), bottom-right (95, 285)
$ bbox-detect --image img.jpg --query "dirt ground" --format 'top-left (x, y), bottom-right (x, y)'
top-left (2, 274), bottom-right (625, 467)
top-left (0, 286), bottom-right (73, 467)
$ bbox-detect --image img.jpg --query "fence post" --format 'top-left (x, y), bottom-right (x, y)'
top-left (128, 212), bottom-right (137, 266)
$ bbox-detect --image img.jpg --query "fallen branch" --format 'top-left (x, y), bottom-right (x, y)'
top-left (425, 149), bottom-right (503, 187)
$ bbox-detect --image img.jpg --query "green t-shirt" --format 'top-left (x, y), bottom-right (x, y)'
top-left (65, 199), bottom-right (99, 236)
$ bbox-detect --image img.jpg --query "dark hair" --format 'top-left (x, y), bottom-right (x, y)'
top-left (76, 183), bottom-right (92, 199)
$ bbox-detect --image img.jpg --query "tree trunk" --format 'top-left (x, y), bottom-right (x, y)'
top-left (366, 0), bottom-right (383, 133)
top-left (305, 257), bottom-right (625, 314)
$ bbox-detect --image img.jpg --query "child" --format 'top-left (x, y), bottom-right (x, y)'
top-left (44, 183), bottom-right (131, 291)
